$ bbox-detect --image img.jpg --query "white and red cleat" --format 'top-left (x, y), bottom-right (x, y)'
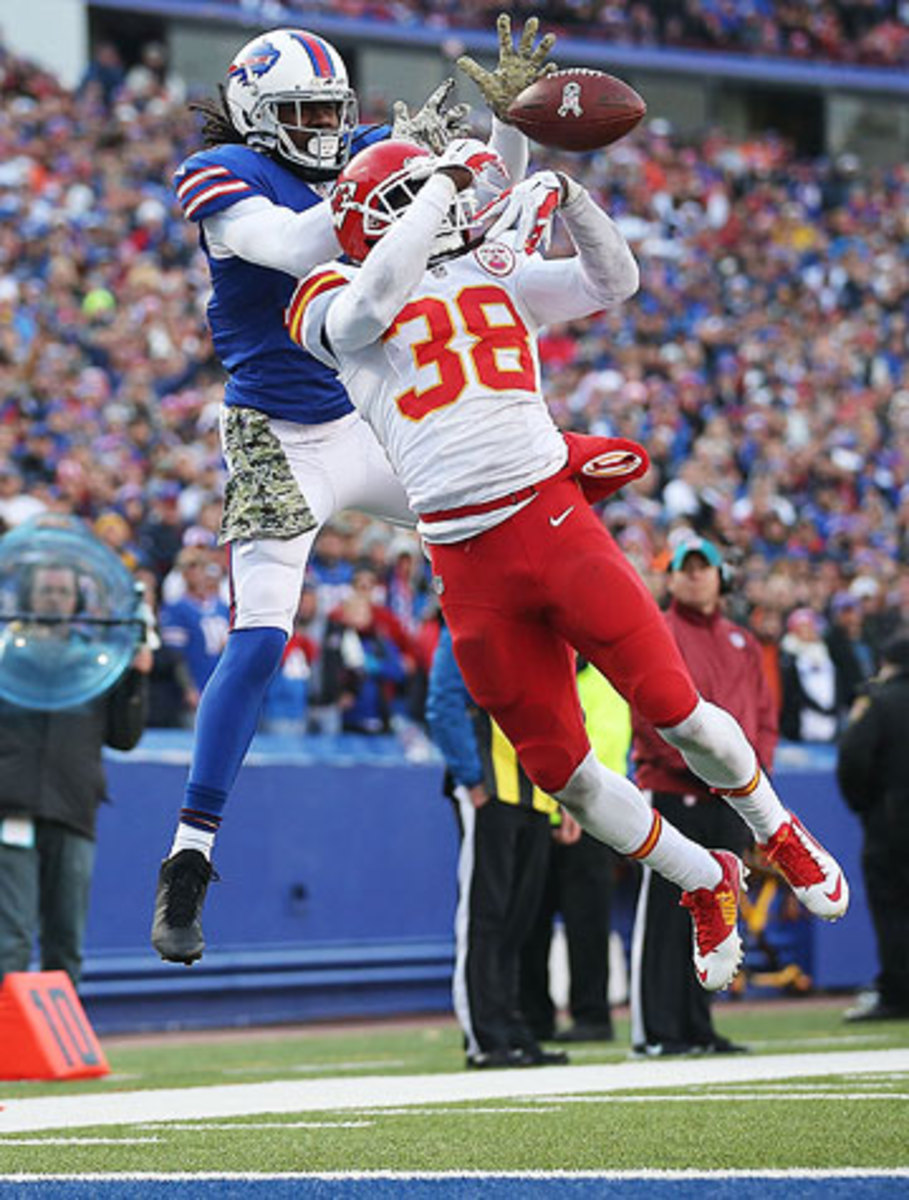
top-left (758, 814), bottom-right (849, 921)
top-left (680, 850), bottom-right (747, 992)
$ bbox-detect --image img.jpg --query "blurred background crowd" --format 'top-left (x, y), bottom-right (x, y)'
top-left (230, 0), bottom-right (909, 67)
top-left (0, 28), bottom-right (905, 739)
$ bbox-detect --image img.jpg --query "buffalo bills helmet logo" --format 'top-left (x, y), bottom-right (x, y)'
top-left (228, 40), bottom-right (280, 87)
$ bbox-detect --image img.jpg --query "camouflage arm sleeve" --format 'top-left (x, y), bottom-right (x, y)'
top-left (219, 406), bottom-right (317, 544)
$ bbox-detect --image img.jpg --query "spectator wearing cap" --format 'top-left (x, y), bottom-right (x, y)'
top-left (837, 629), bottom-right (909, 1022)
top-left (93, 512), bottom-right (143, 574)
top-left (780, 608), bottom-right (840, 743)
top-left (851, 576), bottom-right (902, 666)
top-left (826, 593), bottom-right (876, 715)
top-left (137, 482), bottom-right (184, 585)
top-left (630, 537), bottom-right (777, 1057)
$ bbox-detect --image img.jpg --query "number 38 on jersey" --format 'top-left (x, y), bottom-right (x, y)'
top-left (382, 284), bottom-right (537, 422)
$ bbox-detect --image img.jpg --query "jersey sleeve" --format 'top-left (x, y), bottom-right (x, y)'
top-left (352, 123), bottom-right (390, 155)
top-left (173, 150), bottom-right (256, 224)
top-left (285, 265), bottom-right (354, 368)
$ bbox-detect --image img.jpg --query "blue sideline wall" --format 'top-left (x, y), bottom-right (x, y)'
top-left (79, 733), bottom-right (872, 1033)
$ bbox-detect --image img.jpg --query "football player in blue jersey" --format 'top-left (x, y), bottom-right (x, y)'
top-left (152, 18), bottom-right (558, 963)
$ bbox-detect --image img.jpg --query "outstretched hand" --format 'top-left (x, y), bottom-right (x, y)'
top-left (457, 14), bottom-right (557, 121)
top-left (391, 78), bottom-right (471, 154)
top-left (482, 170), bottom-right (567, 255)
top-left (434, 137), bottom-right (504, 191)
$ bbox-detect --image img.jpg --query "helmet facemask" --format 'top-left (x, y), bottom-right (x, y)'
top-left (252, 90), bottom-right (358, 178)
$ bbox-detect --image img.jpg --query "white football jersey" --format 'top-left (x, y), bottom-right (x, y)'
top-left (295, 240), bottom-right (568, 542)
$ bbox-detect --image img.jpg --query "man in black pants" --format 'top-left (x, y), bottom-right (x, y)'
top-left (426, 625), bottom-right (568, 1069)
top-left (837, 629), bottom-right (909, 1022)
top-left (629, 538), bottom-right (778, 1056)
top-left (0, 559), bottom-right (150, 987)
top-left (520, 660), bottom-right (628, 1043)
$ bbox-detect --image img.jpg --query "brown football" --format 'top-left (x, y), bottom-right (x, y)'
top-left (505, 68), bottom-right (646, 152)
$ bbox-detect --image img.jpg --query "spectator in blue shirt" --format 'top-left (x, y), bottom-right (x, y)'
top-left (159, 546), bottom-right (230, 705)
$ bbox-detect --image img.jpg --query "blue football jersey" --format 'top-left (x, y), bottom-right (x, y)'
top-left (174, 128), bottom-right (387, 424)
top-left (159, 594), bottom-right (231, 691)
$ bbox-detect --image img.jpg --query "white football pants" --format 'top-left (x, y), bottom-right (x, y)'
top-left (227, 410), bottom-right (414, 634)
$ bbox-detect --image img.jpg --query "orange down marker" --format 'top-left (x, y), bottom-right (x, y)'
top-left (0, 971), bottom-right (109, 1080)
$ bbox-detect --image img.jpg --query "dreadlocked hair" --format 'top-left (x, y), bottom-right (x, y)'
top-left (188, 84), bottom-right (245, 148)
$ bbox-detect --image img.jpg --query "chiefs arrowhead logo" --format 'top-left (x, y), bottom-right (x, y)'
top-left (581, 450), bottom-right (643, 478)
top-left (474, 241), bottom-right (515, 277)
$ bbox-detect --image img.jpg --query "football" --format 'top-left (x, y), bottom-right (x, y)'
top-left (505, 68), bottom-right (646, 152)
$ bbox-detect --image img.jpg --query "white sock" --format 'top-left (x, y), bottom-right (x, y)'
top-left (724, 772), bottom-right (788, 843)
top-left (555, 751), bottom-right (721, 892)
top-left (638, 813), bottom-right (723, 893)
top-left (170, 823), bottom-right (215, 860)
top-left (659, 699), bottom-right (788, 842)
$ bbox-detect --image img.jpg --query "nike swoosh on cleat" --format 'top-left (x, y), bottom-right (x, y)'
top-left (697, 967), bottom-right (708, 983)
top-left (550, 505), bottom-right (575, 528)
top-left (825, 875), bottom-right (843, 903)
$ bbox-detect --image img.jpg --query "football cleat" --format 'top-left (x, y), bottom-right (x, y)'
top-left (680, 850), bottom-right (746, 993)
top-left (758, 814), bottom-right (849, 921)
top-left (151, 849), bottom-right (215, 965)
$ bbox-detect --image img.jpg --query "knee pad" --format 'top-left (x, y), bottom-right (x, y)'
top-left (632, 669), bottom-right (697, 730)
top-left (520, 735), bottom-right (586, 795)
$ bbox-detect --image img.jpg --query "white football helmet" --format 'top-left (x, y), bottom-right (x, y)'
top-left (224, 28), bottom-right (358, 178)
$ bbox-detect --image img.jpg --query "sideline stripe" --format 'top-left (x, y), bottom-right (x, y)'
top-left (2, 1168), bottom-right (908, 1178)
top-left (1, 1050), bottom-right (907, 1134)
top-left (1, 1169), bottom-right (908, 1200)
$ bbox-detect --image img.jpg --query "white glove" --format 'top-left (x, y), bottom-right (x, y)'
top-left (434, 137), bottom-right (504, 180)
top-left (482, 170), bottom-right (567, 254)
top-left (391, 78), bottom-right (471, 154)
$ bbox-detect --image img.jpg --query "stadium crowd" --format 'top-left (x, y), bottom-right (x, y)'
top-left (251, 0), bottom-right (909, 67)
top-left (0, 37), bottom-right (905, 734)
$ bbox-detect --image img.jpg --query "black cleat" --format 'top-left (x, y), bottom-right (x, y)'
top-left (151, 849), bottom-right (215, 965)
top-left (466, 1046), bottom-right (569, 1069)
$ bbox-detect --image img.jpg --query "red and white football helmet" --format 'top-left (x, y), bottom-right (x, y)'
top-left (331, 139), bottom-right (509, 264)
top-left (224, 28), bottom-right (358, 178)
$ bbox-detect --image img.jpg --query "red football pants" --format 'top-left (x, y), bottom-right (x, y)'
top-left (428, 478), bottom-right (698, 794)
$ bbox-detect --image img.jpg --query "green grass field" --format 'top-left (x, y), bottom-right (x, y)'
top-left (1, 1000), bottom-right (908, 1177)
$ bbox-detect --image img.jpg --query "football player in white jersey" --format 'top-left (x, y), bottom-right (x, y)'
top-left (288, 138), bottom-right (850, 993)
top-left (152, 17), bottom-right (558, 965)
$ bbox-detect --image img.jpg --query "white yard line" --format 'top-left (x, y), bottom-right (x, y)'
top-left (0, 1138), bottom-right (161, 1146)
top-left (0, 1049), bottom-right (906, 1134)
top-left (140, 1121), bottom-right (375, 1130)
top-left (1, 1169), bottom-right (908, 1182)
